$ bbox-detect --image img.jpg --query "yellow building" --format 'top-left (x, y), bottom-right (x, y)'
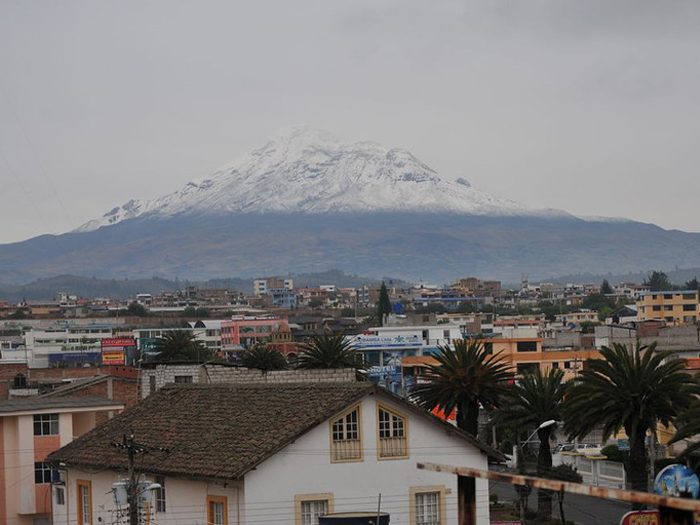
top-left (636, 290), bottom-right (699, 325)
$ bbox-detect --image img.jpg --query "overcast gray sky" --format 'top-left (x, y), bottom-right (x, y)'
top-left (1, 0), bottom-right (699, 244)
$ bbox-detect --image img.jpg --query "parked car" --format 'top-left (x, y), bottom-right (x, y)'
top-left (553, 443), bottom-right (575, 453)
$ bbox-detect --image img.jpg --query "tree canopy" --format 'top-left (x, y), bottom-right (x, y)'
top-left (564, 342), bottom-right (696, 497)
top-left (241, 345), bottom-right (288, 371)
top-left (412, 339), bottom-right (511, 436)
top-left (643, 271), bottom-right (673, 291)
top-left (297, 332), bottom-right (360, 369)
top-left (149, 329), bottom-right (215, 363)
top-left (377, 282), bottom-right (392, 326)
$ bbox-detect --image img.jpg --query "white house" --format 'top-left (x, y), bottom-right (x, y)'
top-left (49, 383), bottom-right (501, 525)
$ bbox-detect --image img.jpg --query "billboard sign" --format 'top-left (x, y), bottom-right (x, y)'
top-left (101, 338), bottom-right (136, 348)
top-left (351, 334), bottom-right (423, 349)
top-left (102, 350), bottom-right (125, 365)
top-left (654, 464), bottom-right (700, 499)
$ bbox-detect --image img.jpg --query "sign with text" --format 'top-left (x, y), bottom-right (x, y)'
top-left (620, 510), bottom-right (658, 525)
top-left (102, 350), bottom-right (125, 365)
top-left (101, 338), bottom-right (136, 348)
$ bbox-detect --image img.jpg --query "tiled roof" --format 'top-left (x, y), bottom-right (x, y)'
top-left (48, 382), bottom-right (503, 481)
top-left (49, 383), bottom-right (374, 480)
top-left (0, 396), bottom-right (123, 414)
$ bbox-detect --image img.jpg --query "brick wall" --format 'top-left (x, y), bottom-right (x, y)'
top-left (141, 365), bottom-right (356, 398)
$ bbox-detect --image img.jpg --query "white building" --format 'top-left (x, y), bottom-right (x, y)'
top-left (23, 325), bottom-right (115, 368)
top-left (49, 383), bottom-right (499, 525)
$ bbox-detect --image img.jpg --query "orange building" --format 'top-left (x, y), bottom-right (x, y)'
top-left (0, 396), bottom-right (124, 525)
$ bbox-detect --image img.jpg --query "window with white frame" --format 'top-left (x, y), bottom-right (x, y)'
top-left (54, 486), bottom-right (65, 505)
top-left (155, 475), bottom-right (166, 512)
top-left (207, 495), bottom-right (227, 525)
top-left (301, 500), bottom-right (327, 525)
top-left (378, 405), bottom-right (408, 459)
top-left (33, 413), bottom-right (59, 436)
top-left (330, 406), bottom-right (361, 461)
top-left (295, 494), bottom-right (333, 525)
top-left (415, 491), bottom-right (440, 525)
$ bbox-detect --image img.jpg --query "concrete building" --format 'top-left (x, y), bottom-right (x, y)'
top-left (636, 290), bottom-right (699, 325)
top-left (0, 396), bottom-right (124, 525)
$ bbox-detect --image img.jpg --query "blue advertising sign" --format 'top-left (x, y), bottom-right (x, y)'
top-left (654, 464), bottom-right (700, 499)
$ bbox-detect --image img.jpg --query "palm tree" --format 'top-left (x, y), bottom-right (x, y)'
top-left (297, 332), bottom-right (360, 369)
top-left (493, 367), bottom-right (569, 520)
top-left (669, 393), bottom-right (700, 455)
top-left (564, 342), bottom-right (696, 498)
top-left (411, 339), bottom-right (511, 436)
top-left (242, 344), bottom-right (287, 371)
top-left (150, 330), bottom-right (213, 363)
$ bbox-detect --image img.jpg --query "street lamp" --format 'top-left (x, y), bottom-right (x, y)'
top-left (523, 419), bottom-right (556, 447)
top-left (516, 419), bottom-right (557, 523)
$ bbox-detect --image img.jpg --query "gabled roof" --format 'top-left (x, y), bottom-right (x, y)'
top-left (49, 383), bottom-right (501, 481)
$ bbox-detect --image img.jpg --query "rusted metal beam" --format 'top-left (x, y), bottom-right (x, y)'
top-left (417, 462), bottom-right (700, 512)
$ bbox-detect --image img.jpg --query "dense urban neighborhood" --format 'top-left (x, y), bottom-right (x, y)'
top-left (0, 271), bottom-right (700, 524)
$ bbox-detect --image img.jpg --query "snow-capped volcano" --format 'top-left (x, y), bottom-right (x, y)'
top-left (76, 126), bottom-right (559, 232)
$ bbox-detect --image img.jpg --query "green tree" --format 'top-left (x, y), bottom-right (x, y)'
top-left (493, 367), bottom-right (569, 520)
top-left (377, 282), bottom-right (392, 326)
top-left (241, 344), bottom-right (287, 371)
top-left (195, 307), bottom-right (211, 318)
top-left (643, 270), bottom-right (673, 291)
top-left (684, 277), bottom-right (700, 292)
top-left (600, 279), bottom-right (614, 295)
top-left (412, 339), bottom-right (511, 436)
top-left (297, 332), bottom-right (360, 369)
top-left (564, 342), bottom-right (696, 501)
top-left (150, 330), bottom-right (214, 363)
top-left (308, 299), bottom-right (324, 309)
top-left (182, 305), bottom-right (197, 317)
top-left (126, 302), bottom-right (148, 317)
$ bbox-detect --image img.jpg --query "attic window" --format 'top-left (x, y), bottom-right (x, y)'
top-left (377, 405), bottom-right (408, 459)
top-left (330, 406), bottom-right (362, 462)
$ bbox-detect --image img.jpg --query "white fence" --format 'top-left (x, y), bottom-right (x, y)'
top-left (554, 452), bottom-right (626, 489)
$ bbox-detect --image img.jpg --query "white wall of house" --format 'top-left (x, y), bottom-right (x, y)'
top-left (243, 394), bottom-right (489, 525)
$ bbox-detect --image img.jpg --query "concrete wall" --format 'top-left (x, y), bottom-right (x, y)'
top-left (142, 365), bottom-right (356, 399)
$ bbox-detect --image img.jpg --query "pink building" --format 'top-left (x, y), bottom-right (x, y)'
top-left (220, 316), bottom-right (288, 350)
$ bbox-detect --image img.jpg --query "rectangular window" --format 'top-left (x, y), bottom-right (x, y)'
top-left (415, 492), bottom-right (440, 525)
top-left (55, 486), bottom-right (66, 505)
top-left (516, 341), bottom-right (537, 352)
top-left (173, 376), bottom-right (193, 384)
top-left (149, 375), bottom-right (156, 395)
top-left (653, 305), bottom-right (662, 311)
top-left (378, 406), bottom-right (408, 459)
top-left (664, 305), bottom-right (673, 311)
top-left (34, 413), bottom-right (59, 436)
top-left (207, 495), bottom-right (227, 525)
top-left (664, 294), bottom-right (673, 299)
top-left (295, 494), bottom-right (333, 525)
top-left (155, 476), bottom-right (166, 513)
top-left (330, 406), bottom-right (362, 461)
top-left (34, 462), bottom-right (52, 484)
top-left (683, 293), bottom-right (697, 300)
top-left (683, 304), bottom-right (696, 311)
top-left (77, 480), bottom-right (92, 525)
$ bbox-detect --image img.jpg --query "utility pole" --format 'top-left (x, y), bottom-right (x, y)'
top-left (111, 432), bottom-right (168, 525)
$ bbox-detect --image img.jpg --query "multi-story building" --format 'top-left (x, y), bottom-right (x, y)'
top-left (220, 316), bottom-right (287, 353)
top-left (636, 290), bottom-right (699, 325)
top-left (0, 396), bottom-right (124, 525)
top-left (23, 325), bottom-right (117, 368)
top-left (253, 277), bottom-right (294, 296)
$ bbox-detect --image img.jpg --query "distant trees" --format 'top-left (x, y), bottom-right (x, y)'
top-left (684, 277), bottom-right (700, 292)
top-left (183, 305), bottom-right (211, 318)
top-left (297, 332), bottom-right (360, 369)
top-left (643, 270), bottom-right (672, 291)
top-left (241, 345), bottom-right (287, 371)
top-left (377, 282), bottom-right (392, 326)
top-left (600, 279), bottom-right (614, 295)
top-left (126, 302), bottom-right (148, 317)
top-left (150, 330), bottom-right (215, 363)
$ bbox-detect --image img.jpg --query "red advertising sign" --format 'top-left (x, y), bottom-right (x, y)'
top-left (101, 338), bottom-right (136, 348)
top-left (621, 509), bottom-right (700, 525)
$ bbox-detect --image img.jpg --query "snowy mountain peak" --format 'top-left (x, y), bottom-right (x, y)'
top-left (75, 127), bottom-right (555, 233)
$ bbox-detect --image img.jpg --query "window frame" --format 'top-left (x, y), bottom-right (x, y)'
top-left (33, 413), bottom-right (59, 436)
top-left (329, 405), bottom-right (363, 463)
top-left (409, 486), bottom-right (447, 525)
top-left (376, 404), bottom-right (409, 460)
top-left (77, 480), bottom-right (92, 525)
top-left (206, 495), bottom-right (228, 525)
top-left (155, 475), bottom-right (166, 513)
top-left (294, 493), bottom-right (334, 525)
top-left (34, 461), bottom-right (53, 484)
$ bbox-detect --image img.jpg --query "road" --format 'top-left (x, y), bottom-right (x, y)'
top-left (490, 480), bottom-right (631, 525)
